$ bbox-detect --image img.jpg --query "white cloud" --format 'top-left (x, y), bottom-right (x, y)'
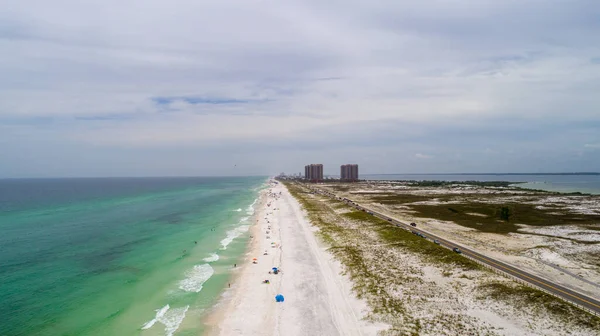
top-left (415, 153), bottom-right (433, 159)
top-left (1, 0), bottom-right (600, 176)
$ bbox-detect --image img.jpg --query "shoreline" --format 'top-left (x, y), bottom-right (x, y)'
top-left (202, 180), bottom-right (379, 336)
top-left (201, 185), bottom-right (269, 334)
top-left (517, 181), bottom-right (600, 195)
top-left (285, 181), bottom-right (600, 334)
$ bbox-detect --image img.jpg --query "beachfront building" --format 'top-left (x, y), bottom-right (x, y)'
top-left (304, 164), bottom-right (324, 182)
top-left (340, 164), bottom-right (359, 181)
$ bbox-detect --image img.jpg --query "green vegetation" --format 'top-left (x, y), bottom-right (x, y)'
top-left (330, 202), bottom-right (348, 209)
top-left (286, 185), bottom-right (344, 246)
top-left (375, 217), bottom-right (481, 270)
top-left (285, 183), bottom-right (430, 333)
top-left (405, 180), bottom-right (519, 188)
top-left (371, 192), bottom-right (540, 205)
top-left (283, 181), bottom-right (600, 334)
top-left (407, 202), bottom-right (600, 233)
top-left (338, 208), bottom-right (480, 270)
top-left (364, 189), bottom-right (600, 234)
top-left (498, 206), bottom-right (511, 221)
top-left (341, 210), bottom-right (382, 223)
top-left (371, 194), bottom-right (433, 204)
top-left (328, 185), bottom-right (350, 192)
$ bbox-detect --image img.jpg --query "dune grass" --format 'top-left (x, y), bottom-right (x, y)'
top-left (478, 282), bottom-right (600, 329)
top-left (283, 181), bottom-right (600, 334)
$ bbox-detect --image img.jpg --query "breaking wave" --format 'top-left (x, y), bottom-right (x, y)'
top-left (179, 264), bottom-right (214, 293)
top-left (203, 253), bottom-right (219, 262)
top-left (246, 198), bottom-right (258, 215)
top-left (220, 225), bottom-right (250, 249)
top-left (142, 304), bottom-right (189, 336)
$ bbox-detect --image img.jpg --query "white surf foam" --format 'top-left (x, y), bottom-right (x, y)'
top-left (141, 304), bottom-right (189, 336)
top-left (179, 264), bottom-right (214, 292)
top-left (246, 198), bottom-right (258, 215)
top-left (203, 253), bottom-right (219, 262)
top-left (220, 225), bottom-right (250, 249)
top-left (234, 208), bottom-right (242, 212)
top-left (142, 304), bottom-right (170, 330)
top-left (161, 305), bottom-right (189, 336)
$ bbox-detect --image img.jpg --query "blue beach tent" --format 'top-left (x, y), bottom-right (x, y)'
top-left (275, 294), bottom-right (285, 302)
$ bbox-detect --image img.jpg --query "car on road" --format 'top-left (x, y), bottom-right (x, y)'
top-left (387, 218), bottom-right (392, 222)
top-left (433, 240), bottom-right (440, 245)
top-left (453, 248), bottom-right (461, 254)
top-left (410, 223), bottom-right (417, 227)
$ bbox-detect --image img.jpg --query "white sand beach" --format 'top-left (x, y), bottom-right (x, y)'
top-left (206, 181), bottom-right (380, 336)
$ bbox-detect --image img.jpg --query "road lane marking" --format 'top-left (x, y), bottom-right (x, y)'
top-left (318, 189), bottom-right (600, 311)
top-left (467, 252), bottom-right (600, 310)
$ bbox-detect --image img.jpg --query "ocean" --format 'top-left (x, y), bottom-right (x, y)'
top-left (361, 174), bottom-right (600, 195)
top-left (0, 177), bottom-right (266, 336)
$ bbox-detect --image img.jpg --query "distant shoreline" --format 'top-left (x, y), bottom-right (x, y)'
top-left (362, 172), bottom-right (600, 176)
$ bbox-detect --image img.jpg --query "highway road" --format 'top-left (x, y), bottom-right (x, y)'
top-left (301, 183), bottom-right (600, 316)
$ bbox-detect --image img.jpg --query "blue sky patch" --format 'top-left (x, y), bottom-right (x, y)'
top-left (152, 96), bottom-right (256, 106)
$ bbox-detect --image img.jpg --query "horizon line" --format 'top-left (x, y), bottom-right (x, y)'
top-left (358, 172), bottom-right (600, 176)
top-left (2, 172), bottom-right (600, 179)
top-left (0, 175), bottom-right (271, 180)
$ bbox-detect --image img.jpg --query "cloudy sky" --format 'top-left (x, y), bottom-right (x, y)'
top-left (1, 0), bottom-right (600, 177)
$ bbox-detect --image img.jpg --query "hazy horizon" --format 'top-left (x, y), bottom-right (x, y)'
top-left (2, 172), bottom-right (600, 179)
top-left (2, 1), bottom-right (600, 177)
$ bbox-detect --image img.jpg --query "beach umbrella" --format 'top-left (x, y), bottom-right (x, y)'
top-left (275, 294), bottom-right (284, 302)
top-left (253, 258), bottom-right (257, 260)
top-left (272, 267), bottom-right (278, 271)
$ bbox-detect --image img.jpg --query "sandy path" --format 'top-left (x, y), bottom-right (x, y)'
top-left (210, 181), bottom-right (375, 336)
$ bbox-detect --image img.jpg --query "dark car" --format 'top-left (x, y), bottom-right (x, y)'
top-left (387, 218), bottom-right (392, 222)
top-left (410, 223), bottom-right (417, 227)
top-left (453, 248), bottom-right (461, 254)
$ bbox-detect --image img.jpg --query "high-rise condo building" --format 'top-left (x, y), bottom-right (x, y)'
top-left (340, 164), bottom-right (359, 181)
top-left (304, 164), bottom-right (324, 182)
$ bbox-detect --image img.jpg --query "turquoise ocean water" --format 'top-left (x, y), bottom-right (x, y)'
top-left (0, 177), bottom-right (265, 336)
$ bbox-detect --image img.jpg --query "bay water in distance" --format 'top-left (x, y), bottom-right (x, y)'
top-left (0, 176), bottom-right (266, 336)
top-left (361, 173), bottom-right (600, 195)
